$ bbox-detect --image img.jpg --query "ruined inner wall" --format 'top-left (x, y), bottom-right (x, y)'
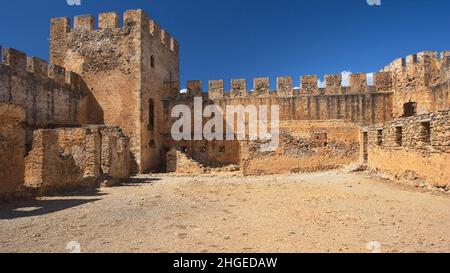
top-left (166, 148), bottom-right (206, 174)
top-left (25, 127), bottom-right (101, 193)
top-left (362, 110), bottom-right (450, 189)
top-left (240, 120), bottom-right (361, 175)
top-left (164, 139), bottom-right (241, 169)
top-left (99, 126), bottom-right (131, 181)
top-left (50, 10), bottom-right (179, 173)
top-left (0, 103), bottom-right (25, 197)
top-left (25, 125), bottom-right (130, 194)
top-left (0, 48), bottom-right (89, 146)
top-left (382, 51), bottom-right (450, 118)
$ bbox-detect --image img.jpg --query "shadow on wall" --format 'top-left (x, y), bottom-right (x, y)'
top-left (81, 78), bottom-right (104, 125)
top-left (130, 152), bottom-right (140, 175)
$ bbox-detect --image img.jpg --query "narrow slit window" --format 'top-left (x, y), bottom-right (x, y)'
top-left (148, 99), bottom-right (155, 131)
top-left (151, 56), bottom-right (155, 68)
top-left (362, 132), bottom-right (368, 162)
top-left (395, 127), bottom-right (403, 147)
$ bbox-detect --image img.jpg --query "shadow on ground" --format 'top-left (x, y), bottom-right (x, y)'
top-left (0, 198), bottom-right (102, 220)
top-left (119, 177), bottom-right (162, 187)
top-left (0, 177), bottom-right (163, 219)
top-left (0, 188), bottom-right (106, 220)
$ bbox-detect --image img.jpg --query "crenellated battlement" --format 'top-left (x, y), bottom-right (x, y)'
top-left (162, 75), bottom-right (394, 126)
top-left (49, 9), bottom-right (181, 172)
top-left (50, 10), bottom-right (179, 55)
top-left (441, 51), bottom-right (450, 76)
top-left (382, 50), bottom-right (449, 86)
top-left (4, 5), bottom-right (449, 179)
top-left (0, 47), bottom-right (91, 135)
top-left (379, 50), bottom-right (450, 118)
top-left (170, 50), bottom-right (450, 101)
top-left (1, 48), bottom-right (84, 92)
top-left (176, 72), bottom-right (393, 100)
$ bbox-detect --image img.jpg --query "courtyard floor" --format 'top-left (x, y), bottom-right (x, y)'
top-left (0, 170), bottom-right (449, 253)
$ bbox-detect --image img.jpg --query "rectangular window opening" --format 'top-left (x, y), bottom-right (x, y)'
top-left (420, 121), bottom-right (431, 144)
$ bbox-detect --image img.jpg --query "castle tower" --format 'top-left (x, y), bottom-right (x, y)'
top-left (49, 10), bottom-right (180, 173)
top-left (382, 51), bottom-right (448, 118)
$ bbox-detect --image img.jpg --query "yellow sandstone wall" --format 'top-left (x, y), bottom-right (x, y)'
top-left (25, 126), bottom-right (130, 194)
top-left (240, 120), bottom-right (361, 175)
top-left (0, 103), bottom-right (26, 198)
top-left (382, 51), bottom-right (450, 118)
top-left (50, 10), bottom-right (179, 173)
top-left (0, 48), bottom-right (90, 147)
top-left (363, 110), bottom-right (450, 189)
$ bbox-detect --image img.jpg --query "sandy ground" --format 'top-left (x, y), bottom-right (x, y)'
top-left (0, 170), bottom-right (449, 253)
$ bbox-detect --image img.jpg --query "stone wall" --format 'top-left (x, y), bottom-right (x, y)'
top-left (7, 7), bottom-right (447, 177)
top-left (240, 120), bottom-right (361, 175)
top-left (141, 11), bottom-right (180, 173)
top-left (382, 51), bottom-right (450, 118)
top-left (25, 126), bottom-right (130, 194)
top-left (363, 110), bottom-right (450, 189)
top-left (0, 48), bottom-right (92, 146)
top-left (0, 103), bottom-right (26, 198)
top-left (50, 10), bottom-right (179, 173)
top-left (164, 139), bottom-right (241, 169)
top-left (163, 74), bottom-right (394, 129)
top-left (160, 76), bottom-right (392, 174)
top-left (166, 148), bottom-right (205, 174)
top-left (160, 50), bottom-right (449, 175)
top-left (99, 126), bottom-right (131, 183)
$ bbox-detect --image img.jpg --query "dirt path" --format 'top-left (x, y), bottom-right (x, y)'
top-left (0, 170), bottom-right (449, 253)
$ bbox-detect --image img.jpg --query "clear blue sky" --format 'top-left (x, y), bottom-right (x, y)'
top-left (1, 0), bottom-right (449, 90)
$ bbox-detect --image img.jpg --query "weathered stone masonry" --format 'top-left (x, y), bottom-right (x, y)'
top-left (159, 74), bottom-right (394, 172)
top-left (49, 10), bottom-right (179, 173)
top-left (382, 51), bottom-right (450, 118)
top-left (362, 110), bottom-right (450, 189)
top-left (25, 126), bottom-right (130, 194)
top-left (1, 8), bottom-right (449, 198)
top-left (240, 120), bottom-right (361, 175)
top-left (0, 48), bottom-right (91, 147)
top-left (0, 103), bottom-right (25, 198)
top-left (163, 51), bottom-right (449, 179)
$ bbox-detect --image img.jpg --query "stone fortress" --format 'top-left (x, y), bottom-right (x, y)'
top-left (0, 9), bottom-right (449, 199)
